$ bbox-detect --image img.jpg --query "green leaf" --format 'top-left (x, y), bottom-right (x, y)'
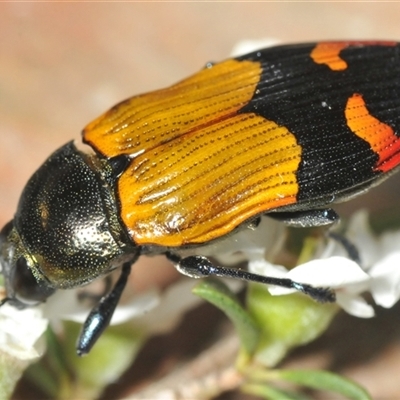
top-left (25, 362), bottom-right (61, 399)
top-left (61, 321), bottom-right (146, 400)
top-left (278, 369), bottom-right (371, 400)
top-left (247, 284), bottom-right (337, 367)
top-left (192, 278), bottom-right (260, 357)
top-left (242, 382), bottom-right (311, 400)
top-left (25, 328), bottom-right (72, 399)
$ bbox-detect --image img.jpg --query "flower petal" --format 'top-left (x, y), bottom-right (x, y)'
top-left (336, 292), bottom-right (375, 318)
top-left (0, 303), bottom-right (47, 360)
top-left (369, 252), bottom-right (400, 308)
top-left (286, 257), bottom-right (370, 288)
top-left (110, 291), bottom-right (160, 325)
top-left (346, 210), bottom-right (380, 267)
top-left (380, 230), bottom-right (400, 256)
top-left (200, 217), bottom-right (285, 265)
top-left (44, 288), bottom-right (161, 325)
top-left (249, 258), bottom-right (289, 278)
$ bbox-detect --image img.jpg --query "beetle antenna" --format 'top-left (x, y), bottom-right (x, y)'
top-left (76, 262), bottom-right (132, 356)
top-left (166, 253), bottom-right (335, 303)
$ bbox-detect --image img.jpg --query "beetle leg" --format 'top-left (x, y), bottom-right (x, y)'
top-left (77, 275), bottom-right (113, 304)
top-left (166, 252), bottom-right (336, 303)
top-left (268, 208), bottom-right (339, 228)
top-left (76, 262), bottom-right (132, 356)
top-left (328, 231), bottom-right (361, 264)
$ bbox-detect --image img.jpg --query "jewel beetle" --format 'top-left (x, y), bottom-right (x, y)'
top-left (1, 41), bottom-right (400, 355)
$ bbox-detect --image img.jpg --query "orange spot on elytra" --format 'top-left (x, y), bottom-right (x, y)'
top-left (345, 93), bottom-right (400, 173)
top-left (311, 43), bottom-right (349, 71)
top-left (310, 41), bottom-right (397, 71)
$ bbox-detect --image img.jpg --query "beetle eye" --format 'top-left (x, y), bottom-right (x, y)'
top-left (11, 257), bottom-right (55, 305)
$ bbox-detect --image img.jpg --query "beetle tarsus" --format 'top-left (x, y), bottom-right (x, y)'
top-left (167, 253), bottom-right (335, 303)
top-left (76, 262), bottom-right (132, 356)
top-left (291, 282), bottom-right (336, 303)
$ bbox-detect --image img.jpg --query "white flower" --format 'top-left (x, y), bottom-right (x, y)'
top-left (234, 210), bottom-right (400, 319)
top-left (249, 255), bottom-right (374, 318)
top-left (0, 256), bottom-right (224, 363)
top-left (42, 287), bottom-right (160, 326)
top-left (347, 210), bottom-right (400, 309)
top-left (44, 278), bottom-right (210, 337)
top-left (0, 302), bottom-right (47, 360)
top-left (195, 216), bottom-right (286, 265)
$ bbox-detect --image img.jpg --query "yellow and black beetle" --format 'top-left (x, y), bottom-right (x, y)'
top-left (2, 41), bottom-right (400, 354)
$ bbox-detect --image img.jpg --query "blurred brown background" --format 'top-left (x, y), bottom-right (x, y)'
top-left (2, 3), bottom-right (400, 399)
